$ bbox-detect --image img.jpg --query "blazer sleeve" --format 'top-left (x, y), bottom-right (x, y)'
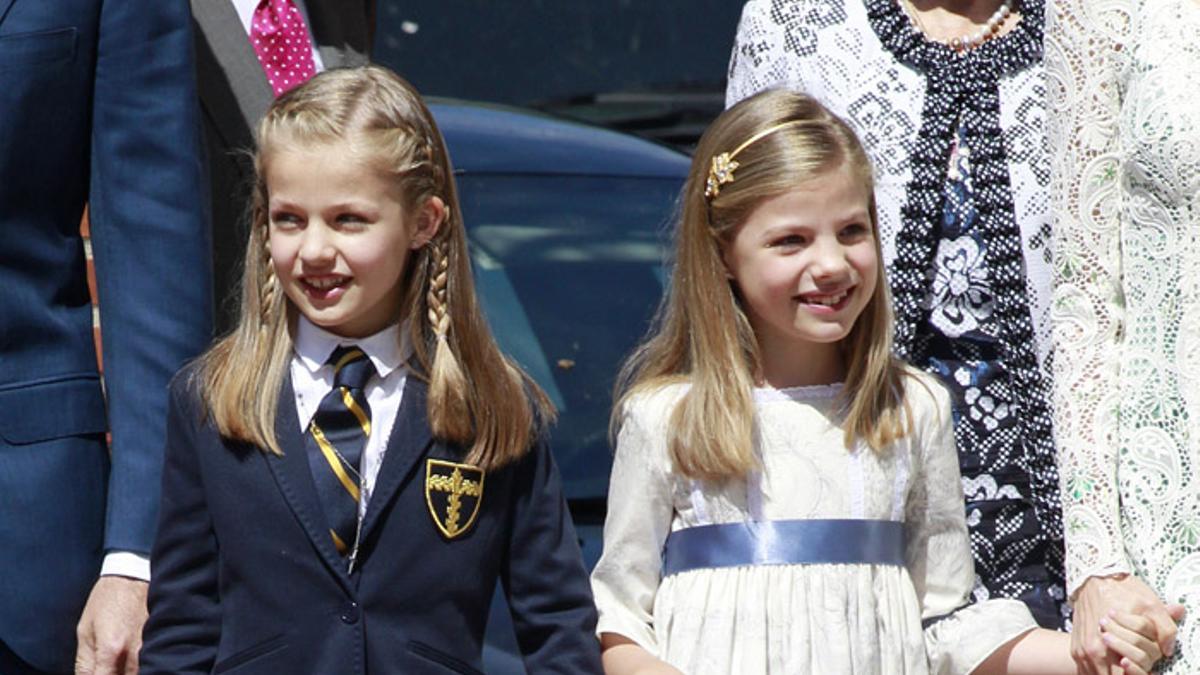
top-left (500, 435), bottom-right (603, 674)
top-left (87, 0), bottom-right (214, 555)
top-left (139, 376), bottom-right (222, 675)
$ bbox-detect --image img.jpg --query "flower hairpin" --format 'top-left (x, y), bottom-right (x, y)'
top-left (702, 120), bottom-right (808, 202)
top-left (705, 152), bottom-right (740, 199)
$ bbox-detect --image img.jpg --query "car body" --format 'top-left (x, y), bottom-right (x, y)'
top-left (432, 99), bottom-right (688, 672)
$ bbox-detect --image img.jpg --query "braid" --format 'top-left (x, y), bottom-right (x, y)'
top-left (425, 230), bottom-right (451, 339)
top-left (259, 223), bottom-right (279, 328)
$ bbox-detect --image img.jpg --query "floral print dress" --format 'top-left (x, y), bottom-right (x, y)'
top-left (727, 0), bottom-right (1068, 627)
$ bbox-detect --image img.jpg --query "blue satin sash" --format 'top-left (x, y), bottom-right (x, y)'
top-left (661, 519), bottom-right (906, 577)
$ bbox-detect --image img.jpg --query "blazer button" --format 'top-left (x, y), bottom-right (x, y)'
top-left (341, 601), bottom-right (360, 625)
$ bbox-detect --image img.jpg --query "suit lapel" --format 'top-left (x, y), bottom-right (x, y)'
top-left (358, 375), bottom-right (434, 544)
top-left (265, 375), bottom-right (354, 593)
top-left (190, 0), bottom-right (273, 152)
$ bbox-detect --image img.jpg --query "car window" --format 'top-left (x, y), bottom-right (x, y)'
top-left (457, 174), bottom-right (681, 499)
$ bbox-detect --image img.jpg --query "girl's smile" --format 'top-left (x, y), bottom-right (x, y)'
top-left (722, 161), bottom-right (878, 385)
top-left (266, 140), bottom-right (440, 338)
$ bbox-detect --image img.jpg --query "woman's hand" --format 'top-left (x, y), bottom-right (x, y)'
top-left (1098, 608), bottom-right (1179, 675)
top-left (1071, 574), bottom-right (1185, 675)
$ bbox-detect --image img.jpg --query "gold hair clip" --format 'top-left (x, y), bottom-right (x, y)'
top-left (704, 120), bottom-right (808, 200)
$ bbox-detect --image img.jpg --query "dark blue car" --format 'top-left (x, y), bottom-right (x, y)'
top-left (432, 100), bottom-right (688, 672)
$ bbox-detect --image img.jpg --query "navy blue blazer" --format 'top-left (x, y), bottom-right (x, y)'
top-left (141, 371), bottom-right (602, 674)
top-left (0, 0), bottom-right (211, 670)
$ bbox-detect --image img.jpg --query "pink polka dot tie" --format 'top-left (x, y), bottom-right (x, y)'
top-left (249, 0), bottom-right (317, 97)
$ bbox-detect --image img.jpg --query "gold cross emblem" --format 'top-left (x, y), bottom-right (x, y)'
top-left (425, 459), bottom-right (485, 539)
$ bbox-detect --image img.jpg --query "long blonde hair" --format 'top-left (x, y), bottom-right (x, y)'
top-left (197, 66), bottom-right (551, 469)
top-left (615, 89), bottom-right (911, 481)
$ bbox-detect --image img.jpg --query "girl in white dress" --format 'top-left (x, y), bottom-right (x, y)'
top-left (590, 89), bottom-right (1164, 675)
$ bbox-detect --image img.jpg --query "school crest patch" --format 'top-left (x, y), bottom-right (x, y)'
top-left (424, 459), bottom-right (485, 539)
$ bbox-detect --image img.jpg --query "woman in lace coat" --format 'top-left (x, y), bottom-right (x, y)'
top-left (727, 0), bottom-right (1067, 629)
top-left (1047, 0), bottom-right (1199, 670)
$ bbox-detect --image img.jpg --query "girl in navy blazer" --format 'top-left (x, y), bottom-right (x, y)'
top-left (140, 65), bottom-right (602, 675)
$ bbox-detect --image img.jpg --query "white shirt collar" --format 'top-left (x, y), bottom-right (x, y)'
top-left (294, 316), bottom-right (409, 379)
top-left (231, 0), bottom-right (262, 35)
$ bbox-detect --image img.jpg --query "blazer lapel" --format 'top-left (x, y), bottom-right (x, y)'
top-left (0, 0), bottom-right (17, 28)
top-left (190, 0), bottom-right (273, 151)
top-left (265, 375), bottom-right (354, 593)
top-left (358, 375), bottom-right (434, 544)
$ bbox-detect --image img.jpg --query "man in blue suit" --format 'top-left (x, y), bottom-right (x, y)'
top-left (0, 1), bottom-right (212, 673)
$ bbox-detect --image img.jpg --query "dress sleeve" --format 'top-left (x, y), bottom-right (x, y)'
top-left (904, 377), bottom-right (1036, 675)
top-left (725, 0), bottom-right (795, 107)
top-left (589, 397), bottom-right (677, 654)
top-left (1046, 0), bottom-right (1135, 595)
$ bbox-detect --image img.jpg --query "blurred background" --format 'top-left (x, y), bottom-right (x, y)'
top-left (373, 1), bottom-right (744, 151)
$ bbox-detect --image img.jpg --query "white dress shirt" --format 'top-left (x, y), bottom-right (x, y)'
top-left (291, 317), bottom-right (409, 519)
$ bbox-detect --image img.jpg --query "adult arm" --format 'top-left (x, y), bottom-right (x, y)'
top-left (76, 0), bottom-right (213, 671)
top-left (1045, 0), bottom-right (1179, 670)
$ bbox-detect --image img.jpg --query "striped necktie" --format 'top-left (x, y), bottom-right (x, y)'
top-left (306, 346), bottom-right (375, 556)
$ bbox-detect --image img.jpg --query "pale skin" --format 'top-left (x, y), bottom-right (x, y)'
top-left (599, 166), bottom-right (1168, 674)
top-left (903, 0), bottom-right (1021, 43)
top-left (75, 576), bottom-right (148, 675)
top-left (1070, 575), bottom-right (1185, 675)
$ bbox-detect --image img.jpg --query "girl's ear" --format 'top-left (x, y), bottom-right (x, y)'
top-left (410, 195), bottom-right (446, 250)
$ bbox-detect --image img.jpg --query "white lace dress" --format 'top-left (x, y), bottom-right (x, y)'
top-left (591, 373), bottom-right (1035, 674)
top-left (1047, 0), bottom-right (1200, 669)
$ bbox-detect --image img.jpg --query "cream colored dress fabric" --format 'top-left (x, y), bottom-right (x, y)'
top-left (591, 372), bottom-right (1035, 674)
top-left (1047, 0), bottom-right (1200, 668)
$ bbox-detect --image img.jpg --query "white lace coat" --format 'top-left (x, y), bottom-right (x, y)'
top-left (1047, 0), bottom-right (1200, 668)
top-left (590, 373), bottom-right (1035, 674)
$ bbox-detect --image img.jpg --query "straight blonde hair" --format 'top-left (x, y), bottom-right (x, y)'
top-left (197, 66), bottom-right (551, 470)
top-left (615, 89), bottom-right (912, 482)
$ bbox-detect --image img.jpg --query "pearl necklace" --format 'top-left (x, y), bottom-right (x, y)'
top-left (900, 0), bottom-right (1015, 53)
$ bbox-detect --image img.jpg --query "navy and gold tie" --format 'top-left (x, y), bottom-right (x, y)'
top-left (306, 346), bottom-right (375, 556)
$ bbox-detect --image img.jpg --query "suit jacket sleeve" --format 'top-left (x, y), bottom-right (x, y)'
top-left (140, 376), bottom-right (221, 674)
top-left (88, 0), bottom-right (213, 554)
top-left (501, 436), bottom-right (603, 674)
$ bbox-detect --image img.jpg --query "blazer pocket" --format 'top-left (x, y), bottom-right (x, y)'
top-left (0, 27), bottom-right (77, 69)
top-left (0, 375), bottom-right (106, 445)
top-left (406, 640), bottom-right (484, 675)
top-left (212, 634), bottom-right (288, 674)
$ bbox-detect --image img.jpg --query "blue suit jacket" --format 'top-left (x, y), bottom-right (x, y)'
top-left (140, 373), bottom-right (602, 674)
top-left (0, 0), bottom-right (211, 670)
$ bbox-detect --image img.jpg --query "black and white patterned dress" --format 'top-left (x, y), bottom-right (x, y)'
top-left (727, 0), bottom-right (1068, 628)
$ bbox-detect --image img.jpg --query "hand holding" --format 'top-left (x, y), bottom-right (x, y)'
top-left (1099, 605), bottom-right (1185, 675)
top-left (1070, 574), bottom-right (1182, 675)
